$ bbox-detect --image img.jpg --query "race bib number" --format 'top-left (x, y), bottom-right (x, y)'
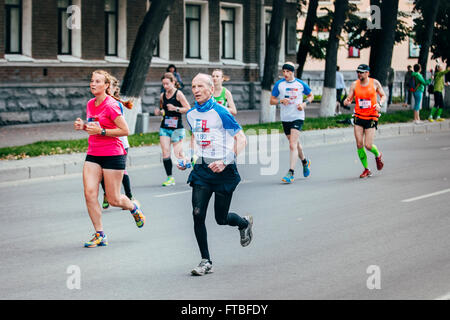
top-left (358, 99), bottom-right (372, 109)
top-left (194, 132), bottom-right (212, 148)
top-left (164, 116), bottom-right (178, 128)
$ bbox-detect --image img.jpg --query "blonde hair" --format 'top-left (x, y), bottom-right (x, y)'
top-left (105, 73), bottom-right (133, 109)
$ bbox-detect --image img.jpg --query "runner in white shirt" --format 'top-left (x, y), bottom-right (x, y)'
top-left (178, 73), bottom-right (253, 276)
top-left (270, 62), bottom-right (314, 183)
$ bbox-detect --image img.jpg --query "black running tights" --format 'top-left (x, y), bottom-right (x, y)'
top-left (191, 184), bottom-right (248, 262)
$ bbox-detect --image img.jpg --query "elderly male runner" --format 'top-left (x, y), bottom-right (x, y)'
top-left (178, 73), bottom-right (253, 276)
top-left (343, 64), bottom-right (385, 178)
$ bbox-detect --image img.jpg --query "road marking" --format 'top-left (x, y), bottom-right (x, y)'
top-left (435, 292), bottom-right (450, 300)
top-left (153, 180), bottom-right (253, 198)
top-left (440, 147), bottom-right (450, 151)
top-left (402, 188), bottom-right (450, 203)
top-left (154, 190), bottom-right (191, 198)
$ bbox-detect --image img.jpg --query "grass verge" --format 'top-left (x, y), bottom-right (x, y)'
top-left (1, 109), bottom-right (448, 160)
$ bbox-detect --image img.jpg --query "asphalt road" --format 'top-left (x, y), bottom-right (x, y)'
top-left (1, 132), bottom-right (449, 300)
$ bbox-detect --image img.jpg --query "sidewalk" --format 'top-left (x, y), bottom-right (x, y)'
top-left (0, 103), bottom-right (408, 148)
top-left (1, 104), bottom-right (448, 183)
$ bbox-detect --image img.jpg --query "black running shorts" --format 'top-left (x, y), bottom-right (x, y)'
top-left (282, 119), bottom-right (304, 136)
top-left (85, 154), bottom-right (127, 170)
top-left (354, 117), bottom-right (378, 130)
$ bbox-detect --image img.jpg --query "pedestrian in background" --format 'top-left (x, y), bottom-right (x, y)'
top-left (403, 65), bottom-right (413, 107)
top-left (387, 67), bottom-right (395, 106)
top-left (428, 64), bottom-right (450, 122)
top-left (336, 66), bottom-right (346, 114)
top-left (411, 64), bottom-right (431, 124)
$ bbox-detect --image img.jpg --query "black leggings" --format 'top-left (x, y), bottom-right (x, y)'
top-left (192, 184), bottom-right (248, 262)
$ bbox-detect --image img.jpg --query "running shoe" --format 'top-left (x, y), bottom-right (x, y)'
top-left (359, 168), bottom-right (372, 178)
top-left (281, 171), bottom-right (294, 183)
top-left (375, 152), bottom-right (384, 171)
top-left (162, 176), bottom-right (175, 186)
top-left (102, 194), bottom-right (109, 209)
top-left (131, 200), bottom-right (145, 228)
top-left (84, 233), bottom-right (108, 248)
top-left (436, 117), bottom-right (445, 122)
top-left (303, 159), bottom-right (311, 177)
top-left (191, 259), bottom-right (214, 276)
top-left (240, 215), bottom-right (253, 247)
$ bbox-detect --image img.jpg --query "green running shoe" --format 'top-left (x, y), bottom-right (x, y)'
top-left (162, 176), bottom-right (175, 187)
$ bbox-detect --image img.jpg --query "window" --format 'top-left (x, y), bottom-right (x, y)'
top-left (265, 9), bottom-right (271, 42)
top-left (186, 4), bottom-right (201, 58)
top-left (409, 34), bottom-right (420, 58)
top-left (58, 0), bottom-right (72, 55)
top-left (105, 0), bottom-right (118, 56)
top-left (285, 19), bottom-right (297, 55)
top-left (221, 7), bottom-right (235, 59)
top-left (5, 0), bottom-right (22, 54)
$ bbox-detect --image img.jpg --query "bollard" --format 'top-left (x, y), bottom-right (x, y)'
top-left (135, 112), bottom-right (149, 134)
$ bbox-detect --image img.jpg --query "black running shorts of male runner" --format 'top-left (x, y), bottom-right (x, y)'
top-left (282, 119), bottom-right (304, 136)
top-left (354, 117), bottom-right (378, 130)
top-left (85, 154), bottom-right (127, 170)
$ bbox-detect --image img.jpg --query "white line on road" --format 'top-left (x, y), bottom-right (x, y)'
top-left (154, 190), bottom-right (191, 198)
top-left (153, 180), bottom-right (253, 198)
top-left (402, 188), bottom-right (450, 203)
top-left (440, 147), bottom-right (450, 151)
top-left (435, 292), bottom-right (450, 300)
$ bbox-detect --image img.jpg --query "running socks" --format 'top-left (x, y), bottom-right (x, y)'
top-left (430, 107), bottom-right (437, 119)
top-left (163, 158), bottom-right (173, 177)
top-left (289, 169), bottom-right (294, 175)
top-left (97, 230), bottom-right (105, 237)
top-left (369, 144), bottom-right (380, 157)
top-left (357, 148), bottom-right (368, 169)
top-left (130, 204), bottom-right (137, 214)
top-left (122, 174), bottom-right (132, 199)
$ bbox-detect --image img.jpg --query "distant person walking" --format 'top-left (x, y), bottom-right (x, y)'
top-left (336, 66), bottom-right (346, 114)
top-left (161, 64), bottom-right (184, 93)
top-left (411, 64), bottom-right (431, 124)
top-left (73, 70), bottom-right (145, 248)
top-left (428, 64), bottom-right (450, 122)
top-left (387, 67), bottom-right (395, 106)
top-left (402, 65), bottom-right (413, 107)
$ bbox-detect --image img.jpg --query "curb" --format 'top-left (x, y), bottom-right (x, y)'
top-left (1, 120), bottom-right (449, 183)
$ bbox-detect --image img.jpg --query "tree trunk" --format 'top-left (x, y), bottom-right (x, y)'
top-left (120, 0), bottom-right (175, 133)
top-left (260, 0), bottom-right (286, 123)
top-left (320, 0), bottom-right (349, 117)
top-left (368, 0), bottom-right (399, 112)
top-left (418, 0), bottom-right (440, 77)
top-left (296, 0), bottom-right (319, 79)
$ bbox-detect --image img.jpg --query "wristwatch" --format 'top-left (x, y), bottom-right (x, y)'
top-left (101, 128), bottom-right (106, 136)
top-left (176, 107), bottom-right (180, 113)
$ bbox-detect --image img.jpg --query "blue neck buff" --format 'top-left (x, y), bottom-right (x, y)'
top-left (194, 97), bottom-right (215, 112)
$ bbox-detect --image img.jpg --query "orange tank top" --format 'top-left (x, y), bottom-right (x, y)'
top-left (354, 78), bottom-right (379, 121)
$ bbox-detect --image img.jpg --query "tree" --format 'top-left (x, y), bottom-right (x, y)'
top-left (429, 1), bottom-right (450, 64)
top-left (260, 0), bottom-right (286, 123)
top-left (413, 0), bottom-right (444, 73)
top-left (296, 0), bottom-right (319, 79)
top-left (319, 0), bottom-right (349, 117)
top-left (120, 0), bottom-right (175, 133)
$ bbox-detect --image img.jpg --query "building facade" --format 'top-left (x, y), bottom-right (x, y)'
top-left (0, 0), bottom-right (298, 125)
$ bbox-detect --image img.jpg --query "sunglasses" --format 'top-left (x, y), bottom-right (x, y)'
top-left (356, 71), bottom-right (366, 74)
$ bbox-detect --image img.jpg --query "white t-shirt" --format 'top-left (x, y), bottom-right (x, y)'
top-left (186, 98), bottom-right (241, 161)
top-left (272, 78), bottom-right (312, 122)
